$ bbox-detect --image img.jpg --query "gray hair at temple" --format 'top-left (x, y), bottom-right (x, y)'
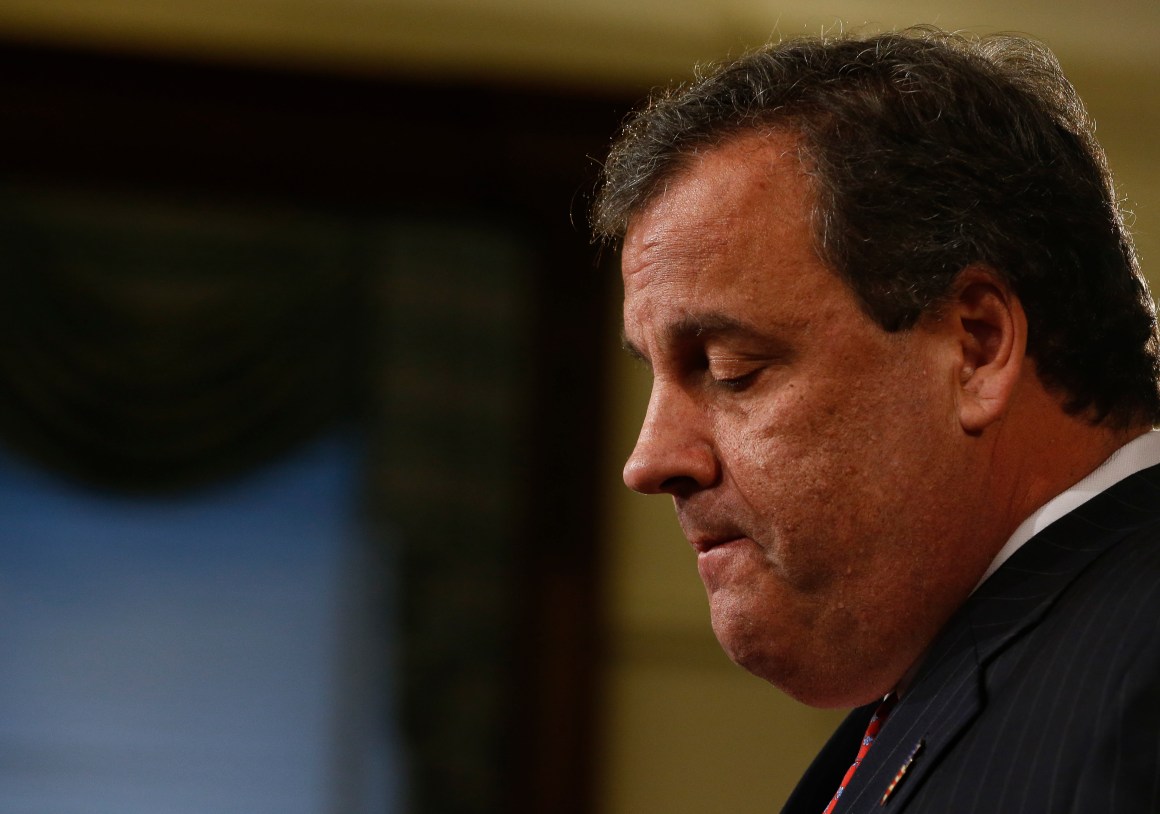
top-left (593, 27), bottom-right (1160, 428)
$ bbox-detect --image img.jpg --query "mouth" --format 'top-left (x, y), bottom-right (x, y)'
top-left (679, 509), bottom-right (748, 556)
top-left (689, 534), bottom-right (744, 554)
top-left (690, 534), bottom-right (750, 591)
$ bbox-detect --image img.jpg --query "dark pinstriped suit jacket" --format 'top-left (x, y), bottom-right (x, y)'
top-left (782, 463), bottom-right (1160, 814)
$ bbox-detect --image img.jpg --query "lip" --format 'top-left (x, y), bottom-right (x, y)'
top-left (690, 535), bottom-right (744, 554)
top-left (693, 536), bottom-right (747, 588)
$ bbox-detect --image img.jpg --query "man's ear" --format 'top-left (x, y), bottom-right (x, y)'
top-left (943, 266), bottom-right (1027, 434)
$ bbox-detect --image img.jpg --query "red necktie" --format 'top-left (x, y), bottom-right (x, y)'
top-left (822, 694), bottom-right (897, 814)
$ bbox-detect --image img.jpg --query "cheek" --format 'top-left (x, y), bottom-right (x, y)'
top-left (720, 381), bottom-right (871, 504)
top-left (721, 430), bottom-right (856, 586)
top-left (714, 379), bottom-right (918, 571)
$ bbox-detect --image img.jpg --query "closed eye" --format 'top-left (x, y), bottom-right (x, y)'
top-left (707, 357), bottom-right (766, 391)
top-left (713, 369), bottom-right (761, 391)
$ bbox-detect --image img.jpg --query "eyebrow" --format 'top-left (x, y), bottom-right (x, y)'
top-left (621, 313), bottom-right (770, 367)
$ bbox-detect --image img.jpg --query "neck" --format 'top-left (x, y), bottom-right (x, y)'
top-left (982, 390), bottom-right (1152, 554)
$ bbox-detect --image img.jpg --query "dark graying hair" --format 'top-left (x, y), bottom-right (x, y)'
top-left (594, 27), bottom-right (1160, 428)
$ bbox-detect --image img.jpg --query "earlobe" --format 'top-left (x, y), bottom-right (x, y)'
top-left (950, 267), bottom-right (1027, 434)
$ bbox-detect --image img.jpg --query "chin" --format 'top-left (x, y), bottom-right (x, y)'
top-left (712, 615), bottom-right (882, 709)
top-left (712, 611), bottom-right (792, 684)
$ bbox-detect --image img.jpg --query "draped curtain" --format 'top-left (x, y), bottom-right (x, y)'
top-left (0, 188), bottom-right (364, 491)
top-left (0, 187), bottom-right (535, 814)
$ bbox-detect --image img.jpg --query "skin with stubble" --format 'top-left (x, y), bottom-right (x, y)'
top-left (619, 132), bottom-right (1138, 709)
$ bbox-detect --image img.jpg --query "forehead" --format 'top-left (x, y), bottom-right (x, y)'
top-left (623, 132), bottom-right (813, 271)
top-left (620, 132), bottom-right (839, 339)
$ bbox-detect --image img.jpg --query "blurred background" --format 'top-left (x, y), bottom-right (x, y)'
top-left (0, 2), bottom-right (1155, 813)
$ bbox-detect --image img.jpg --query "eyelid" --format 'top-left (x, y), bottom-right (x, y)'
top-left (706, 351), bottom-right (769, 373)
top-left (712, 370), bottom-right (760, 392)
top-left (706, 355), bottom-right (766, 388)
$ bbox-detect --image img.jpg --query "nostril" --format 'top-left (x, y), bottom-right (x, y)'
top-left (623, 431), bottom-right (719, 496)
top-left (660, 474), bottom-right (704, 499)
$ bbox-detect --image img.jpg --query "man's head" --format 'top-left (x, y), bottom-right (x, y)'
top-left (599, 29), bottom-right (1160, 707)
top-left (597, 27), bottom-right (1160, 428)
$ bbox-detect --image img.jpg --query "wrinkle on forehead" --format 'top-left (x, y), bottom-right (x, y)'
top-left (623, 220), bottom-right (735, 284)
top-left (625, 132), bottom-right (809, 251)
top-left (622, 133), bottom-right (818, 303)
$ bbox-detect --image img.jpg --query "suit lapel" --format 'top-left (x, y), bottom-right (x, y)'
top-left (824, 463), bottom-right (1160, 813)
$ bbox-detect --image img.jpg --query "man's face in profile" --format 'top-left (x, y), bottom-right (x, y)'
top-left (619, 132), bottom-right (983, 707)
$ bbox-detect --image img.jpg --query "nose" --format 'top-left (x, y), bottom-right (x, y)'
top-left (622, 382), bottom-right (719, 497)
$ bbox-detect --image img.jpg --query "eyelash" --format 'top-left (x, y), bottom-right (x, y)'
top-left (710, 369), bottom-right (760, 392)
